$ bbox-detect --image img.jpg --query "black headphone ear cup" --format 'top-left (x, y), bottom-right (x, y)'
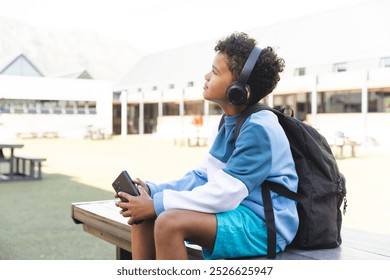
top-left (225, 46), bottom-right (261, 106)
top-left (226, 82), bottom-right (248, 105)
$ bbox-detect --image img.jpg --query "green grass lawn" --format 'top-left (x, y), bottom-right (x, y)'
top-left (0, 136), bottom-right (209, 260)
top-left (0, 173), bottom-right (115, 260)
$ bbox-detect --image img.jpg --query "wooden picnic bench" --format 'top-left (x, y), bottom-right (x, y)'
top-left (71, 200), bottom-right (390, 260)
top-left (0, 143), bottom-right (24, 182)
top-left (14, 155), bottom-right (46, 180)
top-left (0, 143), bottom-right (47, 182)
top-left (330, 132), bottom-right (357, 159)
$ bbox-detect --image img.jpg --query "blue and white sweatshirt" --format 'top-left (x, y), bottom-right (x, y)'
top-left (147, 110), bottom-right (299, 250)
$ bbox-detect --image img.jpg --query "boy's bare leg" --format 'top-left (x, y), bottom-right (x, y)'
top-left (154, 210), bottom-right (217, 260)
top-left (131, 218), bottom-right (156, 259)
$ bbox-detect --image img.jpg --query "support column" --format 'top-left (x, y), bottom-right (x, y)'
top-left (361, 72), bottom-right (369, 147)
top-left (203, 100), bottom-right (209, 117)
top-left (158, 90), bottom-right (163, 117)
top-left (267, 92), bottom-right (274, 108)
top-left (180, 89), bottom-right (185, 127)
top-left (361, 73), bottom-right (369, 115)
top-left (203, 99), bottom-right (209, 131)
top-left (121, 90), bottom-right (127, 138)
top-left (139, 93), bottom-right (144, 135)
top-left (311, 76), bottom-right (318, 128)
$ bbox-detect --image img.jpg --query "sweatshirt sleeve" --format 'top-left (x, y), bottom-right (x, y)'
top-left (147, 169), bottom-right (208, 215)
top-left (152, 168), bottom-right (249, 215)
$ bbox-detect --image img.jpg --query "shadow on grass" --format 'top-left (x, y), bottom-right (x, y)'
top-left (0, 173), bottom-right (117, 260)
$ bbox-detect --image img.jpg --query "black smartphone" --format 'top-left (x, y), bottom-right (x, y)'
top-left (112, 170), bottom-right (140, 202)
top-left (112, 170), bottom-right (143, 224)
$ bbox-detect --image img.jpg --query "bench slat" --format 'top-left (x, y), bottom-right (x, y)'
top-left (341, 228), bottom-right (390, 257)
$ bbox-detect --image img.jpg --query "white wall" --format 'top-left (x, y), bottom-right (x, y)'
top-left (0, 75), bottom-right (112, 139)
top-left (306, 113), bottom-right (390, 147)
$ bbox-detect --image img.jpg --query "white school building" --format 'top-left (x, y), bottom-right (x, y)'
top-left (1, 1), bottom-right (390, 147)
top-left (0, 73), bottom-right (112, 139)
top-left (114, 1), bottom-right (390, 147)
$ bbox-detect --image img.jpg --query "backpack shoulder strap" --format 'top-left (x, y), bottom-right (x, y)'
top-left (218, 103), bottom-right (293, 142)
top-left (233, 103), bottom-right (264, 141)
top-left (234, 103), bottom-right (294, 142)
top-left (218, 103), bottom-right (269, 135)
top-left (261, 183), bottom-right (277, 259)
top-left (263, 181), bottom-right (304, 202)
top-left (218, 113), bottom-right (226, 131)
top-left (262, 180), bottom-right (304, 259)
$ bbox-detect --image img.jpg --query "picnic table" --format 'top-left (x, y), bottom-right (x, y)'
top-left (330, 131), bottom-right (357, 158)
top-left (0, 143), bottom-right (24, 181)
top-left (0, 143), bottom-right (46, 182)
top-left (71, 200), bottom-right (390, 260)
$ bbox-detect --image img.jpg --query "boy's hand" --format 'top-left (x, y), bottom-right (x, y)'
top-left (132, 177), bottom-right (151, 195)
top-left (115, 185), bottom-right (156, 225)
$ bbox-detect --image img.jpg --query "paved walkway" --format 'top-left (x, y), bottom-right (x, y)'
top-left (17, 135), bottom-right (390, 235)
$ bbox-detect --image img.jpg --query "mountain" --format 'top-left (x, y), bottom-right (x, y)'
top-left (0, 16), bottom-right (141, 82)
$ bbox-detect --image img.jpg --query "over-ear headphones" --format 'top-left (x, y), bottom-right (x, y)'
top-left (226, 46), bottom-right (262, 105)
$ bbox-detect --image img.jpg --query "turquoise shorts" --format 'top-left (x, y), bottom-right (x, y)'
top-left (202, 205), bottom-right (280, 260)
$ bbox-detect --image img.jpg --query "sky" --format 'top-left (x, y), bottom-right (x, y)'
top-left (0, 0), bottom-right (375, 54)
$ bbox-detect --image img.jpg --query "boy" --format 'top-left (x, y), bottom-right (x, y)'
top-left (116, 32), bottom-right (298, 260)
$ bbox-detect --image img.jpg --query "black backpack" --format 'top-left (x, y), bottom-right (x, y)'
top-left (218, 103), bottom-right (347, 259)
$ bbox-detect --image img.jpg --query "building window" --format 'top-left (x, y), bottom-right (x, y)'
top-left (152, 86), bottom-right (158, 91)
top-left (163, 102), bottom-right (180, 116)
top-left (318, 91), bottom-right (361, 113)
top-left (113, 91), bottom-right (121, 100)
top-left (380, 57), bottom-right (390, 68)
top-left (0, 99), bottom-right (11, 113)
top-left (0, 99), bottom-right (97, 115)
top-left (294, 67), bottom-right (306, 76)
top-left (187, 81), bottom-right (194, 87)
top-left (168, 84), bottom-right (175, 89)
top-left (333, 62), bottom-right (347, 72)
top-left (369, 90), bottom-right (390, 112)
top-left (184, 100), bottom-right (203, 116)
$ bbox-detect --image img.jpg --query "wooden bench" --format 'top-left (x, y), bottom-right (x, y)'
top-left (329, 134), bottom-right (357, 159)
top-left (14, 155), bottom-right (46, 180)
top-left (71, 200), bottom-right (390, 260)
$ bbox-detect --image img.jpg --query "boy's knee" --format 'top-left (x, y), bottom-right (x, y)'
top-left (154, 210), bottom-right (186, 238)
top-left (155, 211), bottom-right (180, 230)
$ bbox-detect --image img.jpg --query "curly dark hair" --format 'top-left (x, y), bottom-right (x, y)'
top-left (214, 32), bottom-right (285, 104)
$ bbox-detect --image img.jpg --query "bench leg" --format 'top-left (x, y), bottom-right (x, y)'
top-left (30, 161), bottom-right (35, 179)
top-left (22, 159), bottom-right (26, 175)
top-left (116, 246), bottom-right (132, 260)
top-left (351, 145), bottom-right (356, 157)
top-left (14, 157), bottom-right (27, 176)
top-left (27, 160), bottom-right (44, 179)
top-left (37, 161), bottom-right (42, 179)
top-left (15, 158), bottom-right (19, 174)
top-left (335, 145), bottom-right (344, 159)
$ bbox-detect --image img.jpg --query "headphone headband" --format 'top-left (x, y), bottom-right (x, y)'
top-left (237, 46), bottom-right (262, 86)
